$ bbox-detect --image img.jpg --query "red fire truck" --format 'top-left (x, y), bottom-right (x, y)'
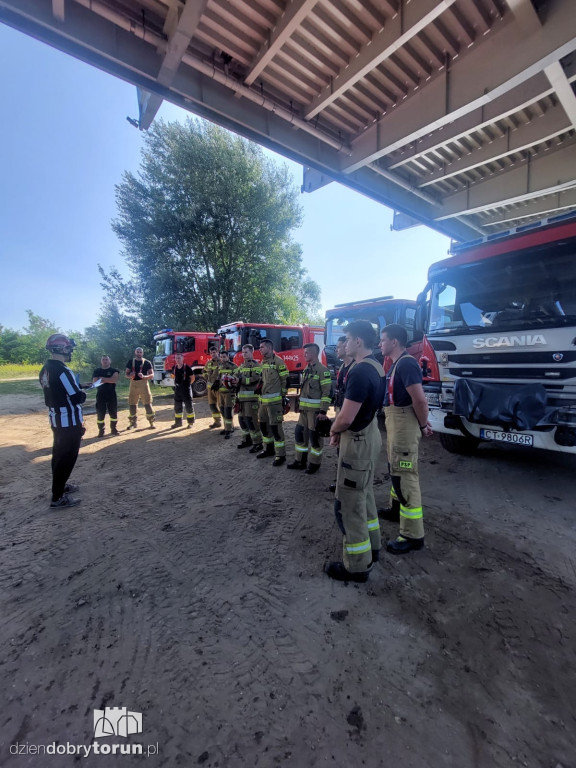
top-left (217, 321), bottom-right (324, 388)
top-left (152, 329), bottom-right (221, 396)
top-left (418, 213), bottom-right (576, 455)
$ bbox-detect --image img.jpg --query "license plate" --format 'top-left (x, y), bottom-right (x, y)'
top-left (479, 429), bottom-right (533, 446)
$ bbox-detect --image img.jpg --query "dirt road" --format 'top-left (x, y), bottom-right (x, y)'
top-left (1, 392), bottom-right (575, 767)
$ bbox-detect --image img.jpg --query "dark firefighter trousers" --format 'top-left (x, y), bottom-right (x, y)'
top-left (96, 390), bottom-right (118, 429)
top-left (334, 417), bottom-right (382, 572)
top-left (258, 401), bottom-right (286, 457)
top-left (294, 409), bottom-right (324, 466)
top-left (174, 386), bottom-right (195, 425)
top-left (238, 399), bottom-right (262, 444)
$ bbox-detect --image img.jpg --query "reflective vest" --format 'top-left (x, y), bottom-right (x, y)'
top-left (299, 361), bottom-right (332, 412)
top-left (260, 354), bottom-right (288, 404)
top-left (236, 360), bottom-right (262, 401)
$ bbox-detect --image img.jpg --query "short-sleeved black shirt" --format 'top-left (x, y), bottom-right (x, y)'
top-left (384, 353), bottom-right (422, 407)
top-left (126, 358), bottom-right (152, 378)
top-left (171, 364), bottom-right (194, 392)
top-left (344, 356), bottom-right (385, 432)
top-left (92, 367), bottom-right (119, 394)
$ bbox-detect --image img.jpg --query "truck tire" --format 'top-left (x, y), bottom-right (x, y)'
top-left (192, 375), bottom-right (208, 397)
top-left (439, 432), bottom-right (479, 455)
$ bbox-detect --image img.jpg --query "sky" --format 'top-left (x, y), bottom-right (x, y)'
top-left (0, 23), bottom-right (452, 335)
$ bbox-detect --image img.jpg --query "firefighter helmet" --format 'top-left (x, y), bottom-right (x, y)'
top-left (220, 373), bottom-right (239, 390)
top-left (45, 334), bottom-right (76, 356)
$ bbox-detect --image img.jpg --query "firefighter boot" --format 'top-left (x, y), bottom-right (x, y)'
top-left (186, 415), bottom-right (195, 429)
top-left (127, 406), bottom-right (137, 430)
top-left (110, 420), bottom-right (120, 435)
top-left (305, 463), bottom-right (320, 475)
top-left (378, 498), bottom-right (401, 522)
top-left (287, 455), bottom-right (307, 470)
top-left (256, 445), bottom-right (275, 459)
top-left (171, 417), bottom-right (183, 430)
top-left (147, 415), bottom-right (156, 430)
top-left (97, 423), bottom-right (105, 438)
top-left (249, 443), bottom-right (263, 454)
top-left (238, 435), bottom-right (253, 449)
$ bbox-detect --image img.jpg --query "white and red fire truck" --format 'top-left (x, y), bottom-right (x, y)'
top-left (417, 213), bottom-right (576, 455)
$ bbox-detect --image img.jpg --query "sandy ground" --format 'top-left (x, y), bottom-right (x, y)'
top-left (1, 389), bottom-right (576, 768)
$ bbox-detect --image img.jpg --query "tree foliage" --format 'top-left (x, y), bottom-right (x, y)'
top-left (103, 118), bottom-right (320, 334)
top-left (0, 311), bottom-right (60, 364)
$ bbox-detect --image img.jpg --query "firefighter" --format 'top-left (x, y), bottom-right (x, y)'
top-left (203, 347), bottom-right (222, 428)
top-left (92, 354), bottom-right (120, 437)
top-left (287, 343), bottom-right (332, 474)
top-left (333, 335), bottom-right (354, 414)
top-left (217, 350), bottom-right (238, 439)
top-left (379, 324), bottom-right (432, 554)
top-left (256, 338), bottom-right (289, 466)
top-left (125, 347), bottom-right (155, 429)
top-left (327, 321), bottom-right (385, 583)
top-left (170, 353), bottom-right (196, 429)
top-left (236, 344), bottom-right (263, 451)
top-left (329, 335), bottom-right (355, 492)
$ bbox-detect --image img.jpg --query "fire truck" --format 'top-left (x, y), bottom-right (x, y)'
top-left (417, 213), bottom-right (576, 455)
top-left (217, 321), bottom-right (324, 388)
top-left (323, 296), bottom-right (420, 374)
top-left (152, 329), bottom-right (221, 396)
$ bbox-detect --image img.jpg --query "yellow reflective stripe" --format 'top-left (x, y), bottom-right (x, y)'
top-left (390, 488), bottom-right (399, 501)
top-left (346, 539), bottom-right (371, 554)
top-left (262, 436), bottom-right (274, 444)
top-left (274, 441), bottom-right (285, 448)
top-left (295, 445), bottom-right (308, 453)
top-left (309, 447), bottom-right (323, 457)
top-left (261, 395), bottom-right (282, 404)
top-left (367, 517), bottom-right (380, 530)
top-left (400, 505), bottom-right (423, 519)
top-left (238, 391), bottom-right (256, 399)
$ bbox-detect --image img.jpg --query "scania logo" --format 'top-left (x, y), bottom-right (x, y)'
top-left (553, 352), bottom-right (564, 362)
top-left (472, 334), bottom-right (547, 349)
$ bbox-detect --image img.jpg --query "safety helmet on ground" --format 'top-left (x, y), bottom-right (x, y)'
top-left (45, 333), bottom-right (76, 356)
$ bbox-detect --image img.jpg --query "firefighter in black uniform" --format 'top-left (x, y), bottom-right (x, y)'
top-left (92, 355), bottom-right (120, 437)
top-left (170, 353), bottom-right (196, 429)
top-left (39, 334), bottom-right (86, 508)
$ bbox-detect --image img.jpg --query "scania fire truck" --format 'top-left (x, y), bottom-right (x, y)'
top-left (217, 322), bottom-right (324, 388)
top-left (418, 214), bottom-right (576, 455)
top-left (153, 329), bottom-right (221, 396)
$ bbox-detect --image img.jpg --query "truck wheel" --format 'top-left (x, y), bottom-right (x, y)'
top-left (192, 376), bottom-right (208, 397)
top-left (439, 432), bottom-right (479, 455)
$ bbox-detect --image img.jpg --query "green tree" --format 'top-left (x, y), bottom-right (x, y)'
top-left (103, 118), bottom-right (320, 332)
top-left (0, 311), bottom-right (60, 364)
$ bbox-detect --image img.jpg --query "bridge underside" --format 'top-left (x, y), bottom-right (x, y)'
top-left (2, 0), bottom-right (576, 242)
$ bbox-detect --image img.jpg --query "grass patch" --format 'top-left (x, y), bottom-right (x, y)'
top-left (0, 364), bottom-right (42, 380)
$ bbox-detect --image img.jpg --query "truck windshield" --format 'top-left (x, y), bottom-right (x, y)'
top-left (155, 339), bottom-right (172, 356)
top-left (325, 306), bottom-right (407, 345)
top-left (428, 243), bottom-right (576, 336)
